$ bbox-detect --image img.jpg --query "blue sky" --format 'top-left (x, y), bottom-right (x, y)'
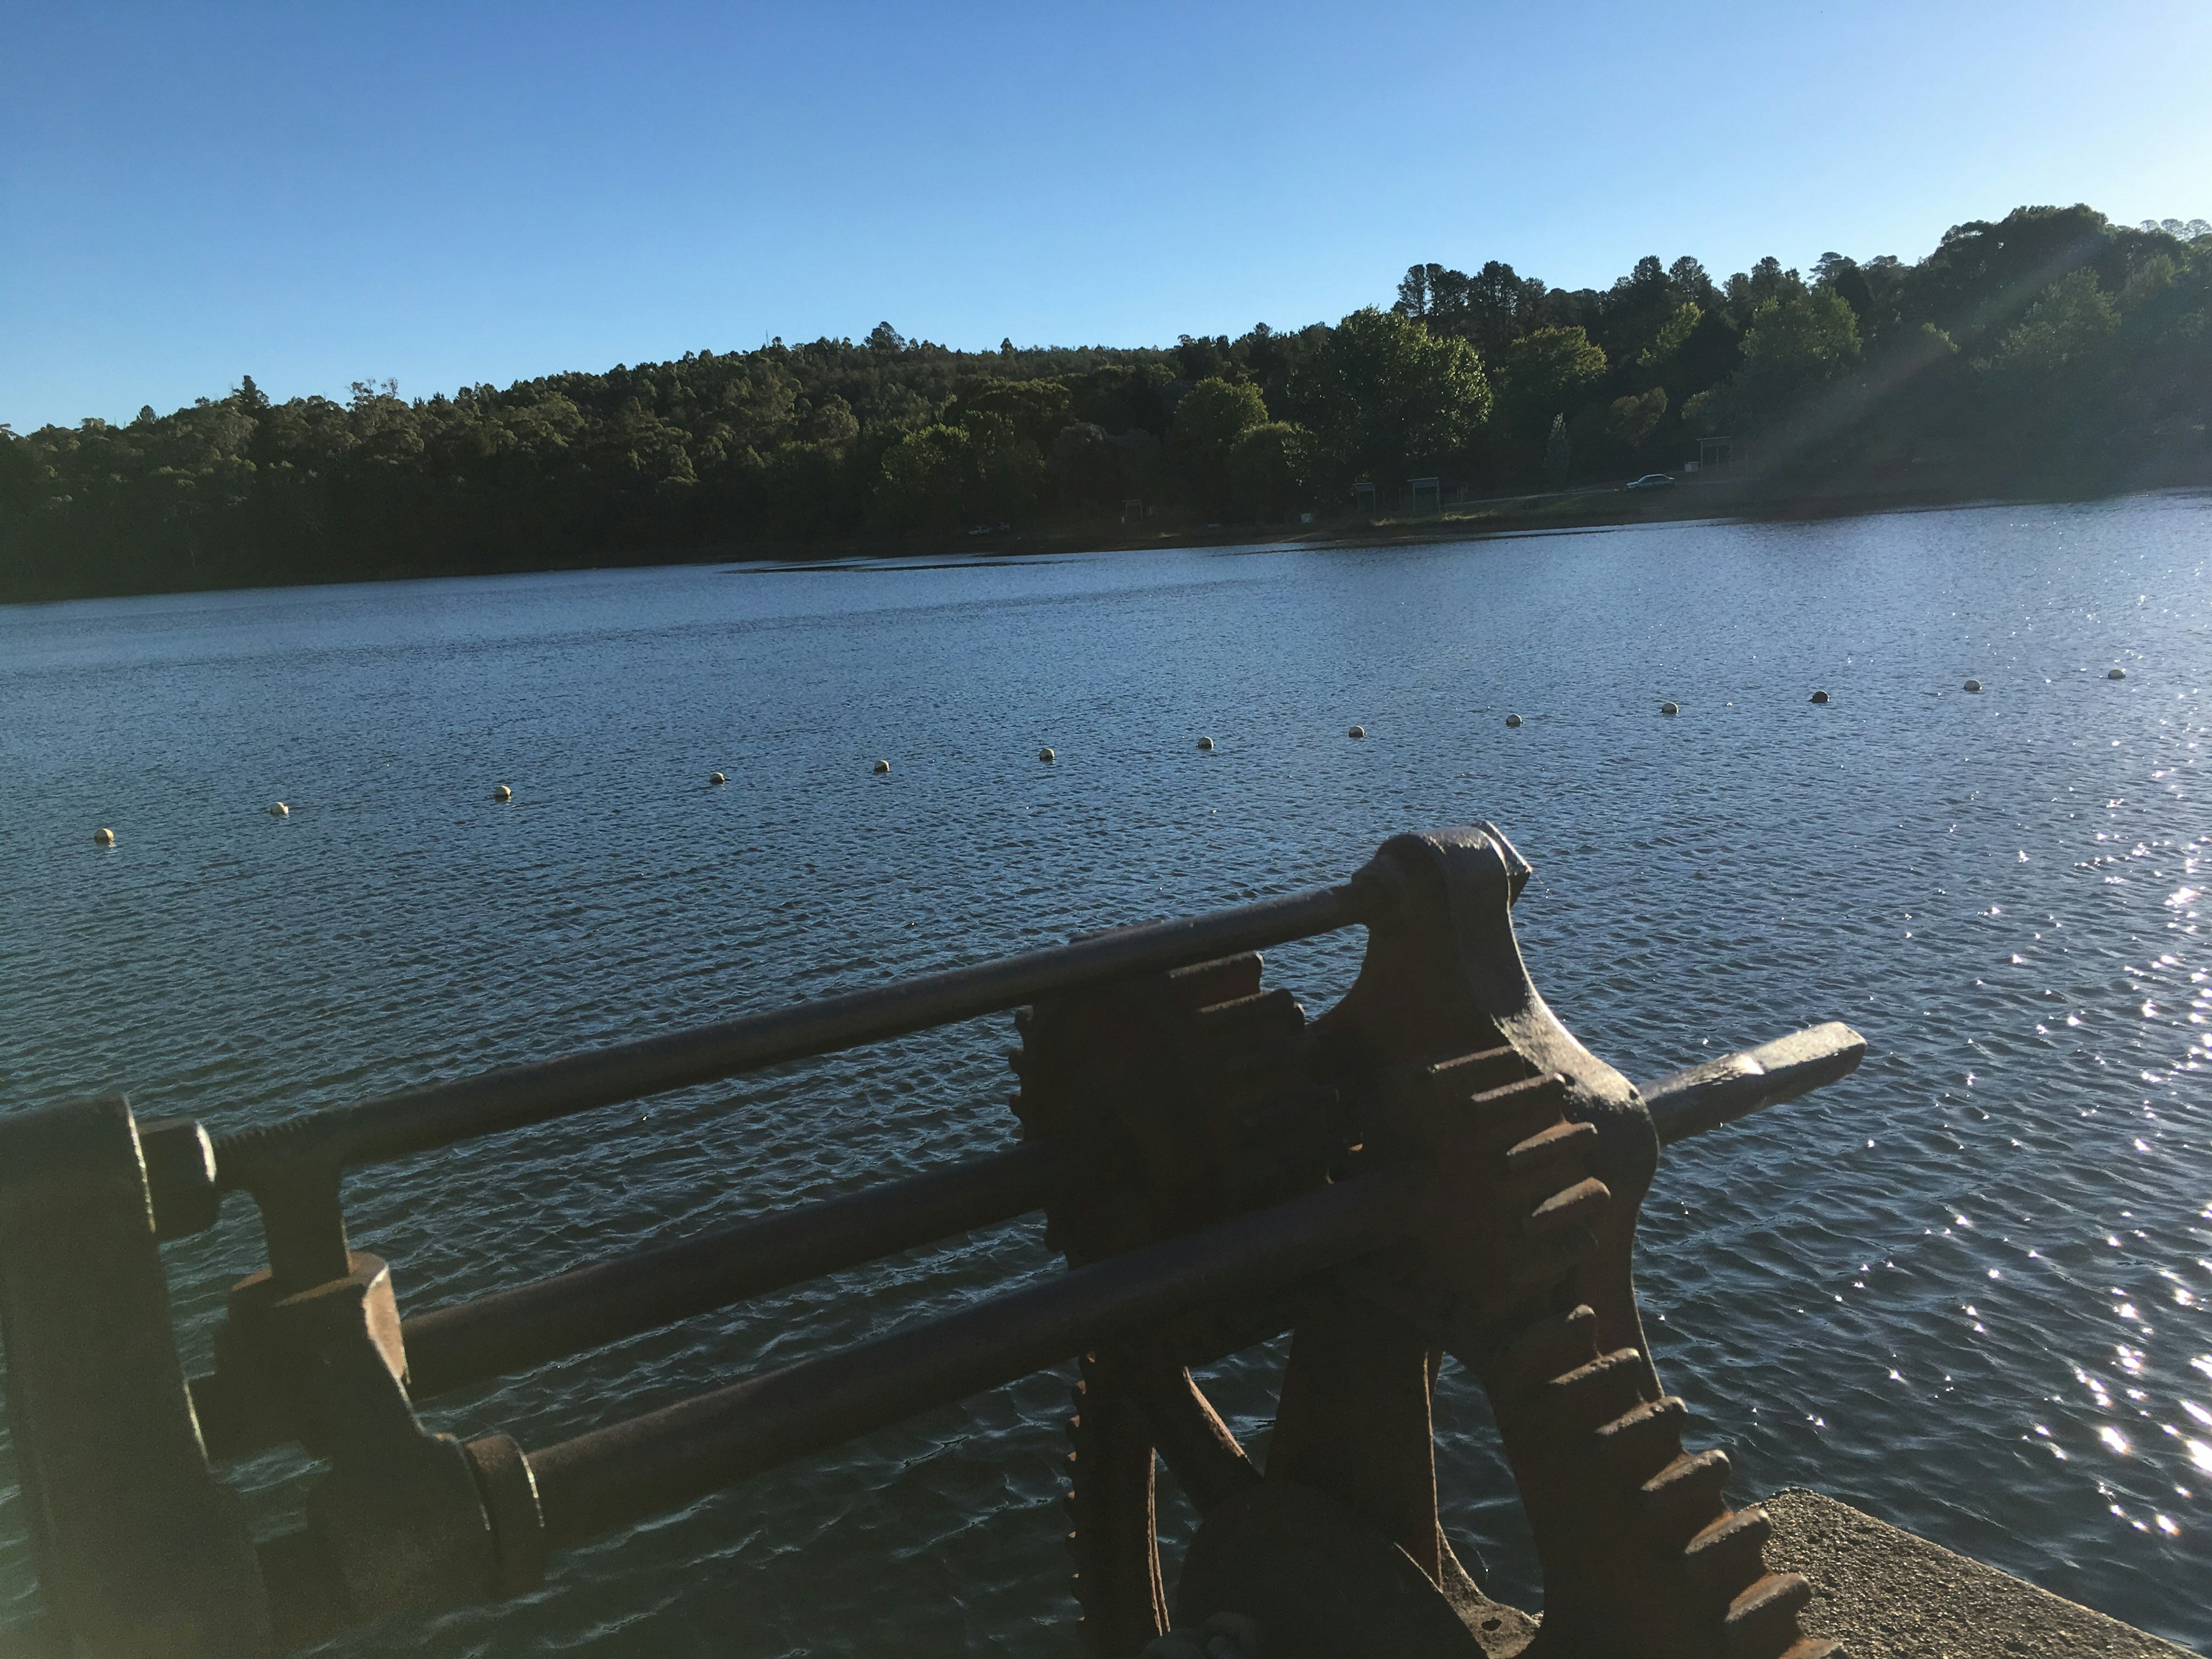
top-left (4, 1), bottom-right (2207, 431)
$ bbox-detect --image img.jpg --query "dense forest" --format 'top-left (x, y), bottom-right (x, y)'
top-left (3, 204), bottom-right (2209, 600)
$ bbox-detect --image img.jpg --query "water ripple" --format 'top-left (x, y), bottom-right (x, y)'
top-left (2, 493), bottom-right (2208, 1652)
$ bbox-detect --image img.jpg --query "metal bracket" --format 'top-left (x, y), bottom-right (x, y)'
top-left (0, 1096), bottom-right (276, 1658)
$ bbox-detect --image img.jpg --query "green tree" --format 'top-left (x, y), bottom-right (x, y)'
top-left (805, 394), bottom-right (859, 448)
top-left (1740, 290), bottom-right (1862, 382)
top-left (1813, 253), bottom-right (1876, 324)
top-left (965, 411), bottom-right (1045, 520)
top-left (876, 424), bottom-right (972, 527)
top-left (1172, 377), bottom-right (1268, 457)
top-left (956, 378), bottom-right (1076, 447)
top-left (1049, 422), bottom-right (1122, 511)
top-left (1638, 304), bottom-right (1702, 369)
top-left (1172, 377), bottom-right (1269, 508)
top-left (1996, 269), bottom-right (2119, 373)
top-left (1228, 422), bottom-right (1313, 517)
top-left (1604, 388), bottom-right (1669, 449)
top-left (1541, 414), bottom-right (1571, 486)
top-left (1500, 327), bottom-right (1607, 438)
top-left (0, 427), bottom-right (54, 514)
top-left (1305, 308), bottom-right (1491, 482)
top-left (1724, 256), bottom-right (1805, 325)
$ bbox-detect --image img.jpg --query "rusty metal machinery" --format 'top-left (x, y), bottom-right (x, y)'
top-left (0, 825), bottom-right (1865, 1658)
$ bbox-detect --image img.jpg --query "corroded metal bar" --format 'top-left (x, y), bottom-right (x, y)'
top-left (401, 1140), bottom-right (1070, 1400)
top-left (526, 1168), bottom-right (1421, 1549)
top-left (388, 1024), bottom-right (1860, 1400)
top-left (1642, 1021), bottom-right (1867, 1146)
top-left (212, 881), bottom-right (1372, 1189)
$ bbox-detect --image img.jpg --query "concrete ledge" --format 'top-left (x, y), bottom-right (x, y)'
top-left (1761, 1488), bottom-right (2191, 1658)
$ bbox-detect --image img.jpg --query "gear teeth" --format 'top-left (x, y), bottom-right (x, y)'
top-left (1637, 1448), bottom-right (1732, 1536)
top-left (1593, 1394), bottom-right (1687, 1481)
top-left (1167, 952), bottom-right (1264, 1009)
top-left (1524, 1175), bottom-right (1609, 1236)
top-left (1191, 987), bottom-right (1304, 1052)
top-left (1507, 1222), bottom-right (1599, 1296)
top-left (1723, 1571), bottom-right (1813, 1657)
top-left (1684, 1503), bottom-right (1771, 1578)
top-left (1493, 1304), bottom-right (1597, 1391)
top-left (1419, 1046), bottom-right (1528, 1100)
top-left (1542, 1347), bottom-right (1646, 1429)
top-left (1468, 1074), bottom-right (1569, 1143)
top-left (1504, 1118), bottom-right (1597, 1176)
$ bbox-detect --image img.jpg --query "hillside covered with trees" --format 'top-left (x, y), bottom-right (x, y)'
top-left (3, 204), bottom-right (2208, 601)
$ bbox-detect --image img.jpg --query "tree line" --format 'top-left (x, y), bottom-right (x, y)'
top-left (3, 204), bottom-right (2207, 600)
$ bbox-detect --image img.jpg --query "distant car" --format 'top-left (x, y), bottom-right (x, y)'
top-left (1624, 473), bottom-right (1675, 491)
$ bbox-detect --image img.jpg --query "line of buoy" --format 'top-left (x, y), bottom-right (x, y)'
top-left (96, 660), bottom-right (2138, 844)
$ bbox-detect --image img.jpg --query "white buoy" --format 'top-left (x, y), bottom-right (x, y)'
top-left (1039, 747), bottom-right (1056, 763)
top-left (1348, 725), bottom-right (1366, 740)
top-left (872, 759), bottom-right (891, 775)
top-left (1505, 713), bottom-right (1522, 728)
top-left (1809, 690), bottom-right (1830, 705)
top-left (93, 827), bottom-right (115, 846)
top-left (1197, 736), bottom-right (1214, 751)
top-left (1963, 680), bottom-right (1982, 693)
top-left (2108, 666), bottom-right (2127, 680)
top-left (270, 801), bottom-right (289, 817)
top-left (710, 772), bottom-right (727, 785)
top-left (493, 784), bottom-right (512, 801)
top-left (1660, 702), bottom-right (1680, 716)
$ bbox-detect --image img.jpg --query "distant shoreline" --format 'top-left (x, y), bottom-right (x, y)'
top-left (5, 466), bottom-right (2207, 609)
top-left (1059, 465), bottom-right (2212, 559)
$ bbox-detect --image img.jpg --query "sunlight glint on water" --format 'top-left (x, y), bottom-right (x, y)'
top-left (1, 493), bottom-right (2207, 1653)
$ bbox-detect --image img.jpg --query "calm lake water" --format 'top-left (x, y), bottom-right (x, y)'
top-left (3, 494), bottom-right (2209, 1655)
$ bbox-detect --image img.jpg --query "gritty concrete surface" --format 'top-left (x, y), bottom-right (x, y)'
top-left (1761, 1488), bottom-right (2195, 1658)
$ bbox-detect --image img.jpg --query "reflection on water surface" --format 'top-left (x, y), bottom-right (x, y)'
top-left (1, 493), bottom-right (2207, 1652)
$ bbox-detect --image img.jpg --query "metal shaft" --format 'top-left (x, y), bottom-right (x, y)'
top-left (525, 1168), bottom-right (1419, 1548)
top-left (1642, 1021), bottom-right (1866, 1146)
top-left (213, 881), bottom-right (1370, 1189)
top-left (403, 1140), bottom-right (1070, 1399)
top-left (398, 1024), bottom-right (1861, 1397)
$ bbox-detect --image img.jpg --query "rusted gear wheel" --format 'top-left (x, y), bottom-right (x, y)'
top-left (1014, 949), bottom-right (1317, 1654)
top-left (1362, 1051), bottom-right (1838, 1659)
top-left (1015, 828), bottom-right (1840, 1659)
top-left (1063, 1351), bottom-right (1169, 1653)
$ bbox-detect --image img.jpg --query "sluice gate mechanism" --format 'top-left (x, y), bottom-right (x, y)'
top-left (0, 826), bottom-right (1866, 1658)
